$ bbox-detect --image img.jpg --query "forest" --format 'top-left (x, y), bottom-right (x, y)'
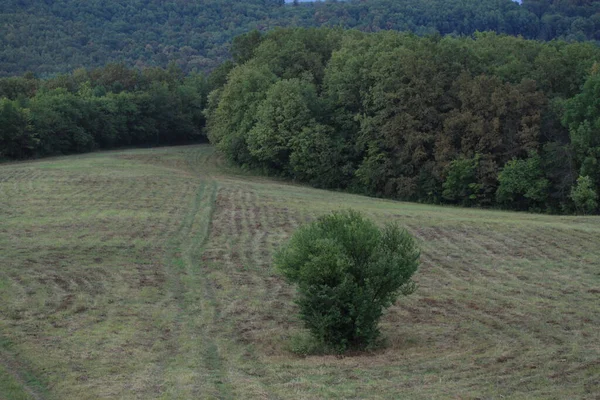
top-left (1, 0), bottom-right (600, 77)
top-left (0, 63), bottom-right (221, 159)
top-left (206, 28), bottom-right (600, 214)
top-left (2, 27), bottom-right (600, 214)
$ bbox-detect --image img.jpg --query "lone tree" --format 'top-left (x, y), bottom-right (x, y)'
top-left (274, 210), bottom-right (420, 352)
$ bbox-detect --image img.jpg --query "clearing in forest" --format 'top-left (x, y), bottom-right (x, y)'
top-left (0, 145), bottom-right (599, 399)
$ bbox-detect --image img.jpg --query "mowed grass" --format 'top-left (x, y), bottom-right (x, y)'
top-left (1, 145), bottom-right (599, 399)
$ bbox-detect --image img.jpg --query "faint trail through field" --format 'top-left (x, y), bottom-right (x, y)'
top-left (156, 147), bottom-right (235, 399)
top-left (0, 350), bottom-right (46, 400)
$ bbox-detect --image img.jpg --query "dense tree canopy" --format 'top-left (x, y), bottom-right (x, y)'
top-left (0, 64), bottom-right (215, 160)
top-left (207, 28), bottom-right (600, 214)
top-left (1, 0), bottom-right (600, 77)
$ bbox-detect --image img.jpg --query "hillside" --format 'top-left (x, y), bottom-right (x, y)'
top-left (1, 0), bottom-right (599, 77)
top-left (1, 145), bottom-right (599, 399)
top-left (2, 28), bottom-right (600, 214)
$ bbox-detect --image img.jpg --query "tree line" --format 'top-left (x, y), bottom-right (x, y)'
top-left (207, 28), bottom-right (600, 214)
top-left (0, 63), bottom-right (231, 159)
top-left (1, 0), bottom-right (599, 77)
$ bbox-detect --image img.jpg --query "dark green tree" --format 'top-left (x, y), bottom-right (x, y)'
top-left (563, 67), bottom-right (600, 191)
top-left (0, 99), bottom-right (36, 159)
top-left (442, 155), bottom-right (482, 205)
top-left (274, 210), bottom-right (420, 351)
top-left (570, 175), bottom-right (598, 214)
top-left (289, 123), bottom-right (352, 188)
top-left (231, 30), bottom-right (263, 65)
top-left (206, 61), bottom-right (277, 165)
top-left (247, 78), bottom-right (319, 171)
top-left (496, 153), bottom-right (549, 210)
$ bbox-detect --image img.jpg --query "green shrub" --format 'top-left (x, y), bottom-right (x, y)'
top-left (274, 210), bottom-right (420, 352)
top-left (571, 175), bottom-right (598, 214)
top-left (496, 153), bottom-right (549, 210)
top-left (442, 155), bottom-right (482, 206)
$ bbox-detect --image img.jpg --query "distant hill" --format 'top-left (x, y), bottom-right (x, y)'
top-left (0, 0), bottom-right (599, 77)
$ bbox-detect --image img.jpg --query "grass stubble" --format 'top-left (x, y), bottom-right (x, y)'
top-left (0, 145), bottom-right (598, 399)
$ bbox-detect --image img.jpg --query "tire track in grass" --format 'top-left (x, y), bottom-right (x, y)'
top-left (184, 147), bottom-right (236, 399)
top-left (0, 328), bottom-right (49, 400)
top-left (199, 185), bottom-right (287, 398)
top-left (190, 181), bottom-right (234, 400)
top-left (0, 170), bottom-right (49, 400)
top-left (159, 149), bottom-right (233, 399)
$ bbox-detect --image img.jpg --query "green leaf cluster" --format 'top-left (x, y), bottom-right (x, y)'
top-left (571, 175), bottom-right (598, 214)
top-left (442, 155), bottom-right (482, 206)
top-left (496, 153), bottom-right (549, 210)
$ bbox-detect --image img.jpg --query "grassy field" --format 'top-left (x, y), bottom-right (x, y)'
top-left (1, 145), bottom-right (599, 399)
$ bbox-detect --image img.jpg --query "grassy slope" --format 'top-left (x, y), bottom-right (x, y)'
top-left (0, 145), bottom-right (598, 399)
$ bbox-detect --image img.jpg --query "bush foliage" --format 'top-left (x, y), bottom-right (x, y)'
top-left (274, 210), bottom-right (420, 352)
top-left (571, 175), bottom-right (598, 214)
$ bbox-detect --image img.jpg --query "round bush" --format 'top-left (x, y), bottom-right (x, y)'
top-left (274, 210), bottom-right (420, 351)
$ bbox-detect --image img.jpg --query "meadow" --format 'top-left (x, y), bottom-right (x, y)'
top-left (0, 145), bottom-right (598, 399)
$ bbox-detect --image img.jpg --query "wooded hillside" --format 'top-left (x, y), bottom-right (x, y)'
top-left (207, 28), bottom-right (600, 214)
top-left (1, 0), bottom-right (599, 77)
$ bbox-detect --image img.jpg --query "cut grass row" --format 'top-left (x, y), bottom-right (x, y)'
top-left (1, 145), bottom-right (599, 399)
